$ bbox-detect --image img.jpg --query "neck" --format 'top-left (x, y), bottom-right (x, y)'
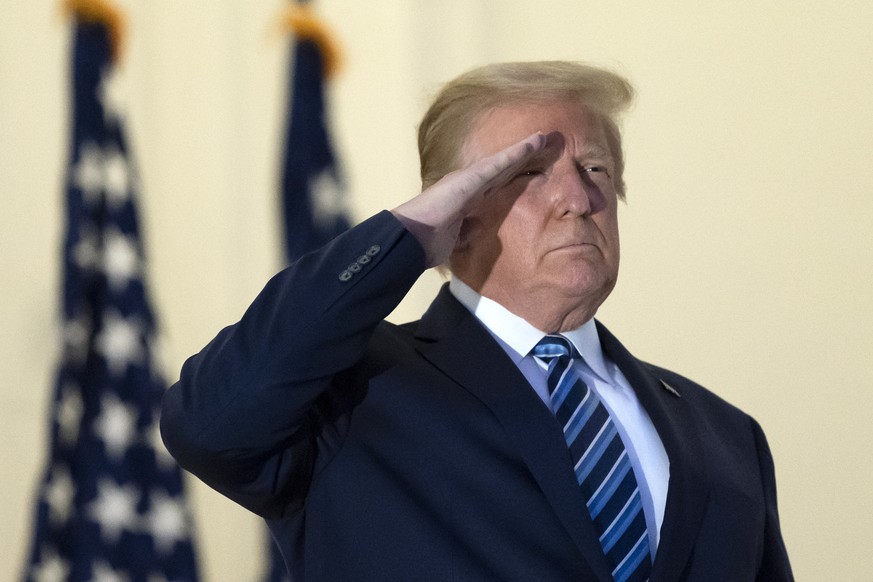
top-left (492, 292), bottom-right (599, 333)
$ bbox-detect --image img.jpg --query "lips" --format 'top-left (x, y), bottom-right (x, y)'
top-left (549, 241), bottom-right (600, 255)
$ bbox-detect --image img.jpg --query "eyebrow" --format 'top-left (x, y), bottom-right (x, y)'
top-left (577, 144), bottom-right (613, 161)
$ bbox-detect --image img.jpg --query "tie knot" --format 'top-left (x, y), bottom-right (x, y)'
top-left (532, 335), bottom-right (575, 362)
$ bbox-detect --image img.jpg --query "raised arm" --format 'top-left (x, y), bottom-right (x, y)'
top-left (160, 132), bottom-right (551, 516)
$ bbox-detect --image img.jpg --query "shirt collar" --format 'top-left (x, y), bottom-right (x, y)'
top-left (448, 277), bottom-right (610, 381)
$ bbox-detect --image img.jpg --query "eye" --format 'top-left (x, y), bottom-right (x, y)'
top-left (514, 169), bottom-right (543, 181)
top-left (582, 165), bottom-right (611, 178)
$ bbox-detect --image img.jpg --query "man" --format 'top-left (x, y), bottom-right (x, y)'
top-left (161, 61), bottom-right (793, 581)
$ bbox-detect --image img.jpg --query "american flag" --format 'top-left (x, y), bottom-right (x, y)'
top-left (279, 2), bottom-right (350, 265)
top-left (23, 15), bottom-right (200, 582)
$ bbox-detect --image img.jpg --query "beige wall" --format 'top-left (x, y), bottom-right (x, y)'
top-left (3, 0), bottom-right (872, 579)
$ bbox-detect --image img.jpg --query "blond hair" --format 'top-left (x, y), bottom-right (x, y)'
top-left (418, 61), bottom-right (635, 198)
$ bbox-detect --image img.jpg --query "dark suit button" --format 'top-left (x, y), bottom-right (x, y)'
top-left (366, 245), bottom-right (381, 256)
top-left (339, 270), bottom-right (352, 282)
top-left (357, 255), bottom-right (370, 265)
top-left (348, 263), bottom-right (362, 273)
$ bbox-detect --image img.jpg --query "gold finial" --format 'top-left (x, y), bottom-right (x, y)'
top-left (276, 4), bottom-right (343, 77)
top-left (63, 0), bottom-right (126, 64)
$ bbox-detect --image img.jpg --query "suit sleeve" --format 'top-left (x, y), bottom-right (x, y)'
top-left (160, 210), bottom-right (426, 517)
top-left (751, 418), bottom-right (795, 581)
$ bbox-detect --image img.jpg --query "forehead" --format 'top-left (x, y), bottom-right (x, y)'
top-left (461, 100), bottom-right (610, 164)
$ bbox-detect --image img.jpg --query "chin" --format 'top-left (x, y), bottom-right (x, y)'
top-left (555, 272), bottom-right (616, 304)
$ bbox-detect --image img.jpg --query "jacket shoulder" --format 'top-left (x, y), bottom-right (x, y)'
top-left (642, 362), bottom-right (752, 422)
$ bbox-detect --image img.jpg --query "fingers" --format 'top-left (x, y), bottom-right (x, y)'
top-left (465, 132), bottom-right (552, 193)
top-left (391, 131), bottom-right (565, 268)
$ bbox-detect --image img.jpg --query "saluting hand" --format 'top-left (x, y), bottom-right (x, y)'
top-left (392, 132), bottom-right (554, 268)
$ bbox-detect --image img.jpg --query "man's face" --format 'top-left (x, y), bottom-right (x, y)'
top-left (452, 100), bottom-right (621, 329)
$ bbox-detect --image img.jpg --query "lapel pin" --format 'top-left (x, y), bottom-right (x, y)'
top-left (660, 380), bottom-right (681, 398)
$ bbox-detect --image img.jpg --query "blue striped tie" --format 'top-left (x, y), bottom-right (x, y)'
top-left (533, 335), bottom-right (651, 582)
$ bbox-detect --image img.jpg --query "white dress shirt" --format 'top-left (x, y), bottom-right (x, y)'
top-left (449, 277), bottom-right (670, 556)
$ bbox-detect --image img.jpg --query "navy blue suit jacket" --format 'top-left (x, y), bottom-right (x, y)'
top-left (161, 211), bottom-right (793, 581)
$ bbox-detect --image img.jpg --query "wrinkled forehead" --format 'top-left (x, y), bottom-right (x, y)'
top-left (459, 100), bottom-right (611, 166)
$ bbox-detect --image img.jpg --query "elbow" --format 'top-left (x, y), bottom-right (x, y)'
top-left (159, 381), bottom-right (205, 475)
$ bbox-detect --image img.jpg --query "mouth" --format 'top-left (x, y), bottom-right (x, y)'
top-left (553, 240), bottom-right (597, 250)
top-left (547, 242), bottom-right (601, 257)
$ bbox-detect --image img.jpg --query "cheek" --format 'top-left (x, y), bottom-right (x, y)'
top-left (584, 183), bottom-right (609, 214)
top-left (608, 214), bottom-right (621, 249)
top-left (496, 207), bottom-right (543, 263)
top-left (598, 203), bottom-right (620, 245)
top-left (480, 183), bottom-right (538, 233)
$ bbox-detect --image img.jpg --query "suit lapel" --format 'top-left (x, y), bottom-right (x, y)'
top-left (596, 322), bottom-right (710, 582)
top-left (415, 286), bottom-right (614, 582)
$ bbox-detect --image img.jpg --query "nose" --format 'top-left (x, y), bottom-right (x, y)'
top-left (552, 160), bottom-right (607, 218)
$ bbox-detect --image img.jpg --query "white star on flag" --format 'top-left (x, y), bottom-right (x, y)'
top-left (93, 393), bottom-right (138, 461)
top-left (144, 491), bottom-right (191, 556)
top-left (56, 381), bottom-right (84, 446)
top-left (98, 68), bottom-right (126, 123)
top-left (102, 145), bottom-right (131, 209)
top-left (44, 465), bottom-right (75, 526)
top-left (102, 227), bottom-right (140, 291)
top-left (62, 314), bottom-right (92, 364)
top-left (72, 139), bottom-right (132, 210)
top-left (95, 310), bottom-right (145, 377)
top-left (87, 478), bottom-right (140, 545)
top-left (92, 559), bottom-right (130, 582)
top-left (73, 141), bottom-right (104, 203)
top-left (311, 168), bottom-right (348, 229)
top-left (72, 225), bottom-right (100, 271)
top-left (30, 546), bottom-right (70, 582)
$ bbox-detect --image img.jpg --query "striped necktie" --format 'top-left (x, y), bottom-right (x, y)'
top-left (532, 335), bottom-right (651, 582)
